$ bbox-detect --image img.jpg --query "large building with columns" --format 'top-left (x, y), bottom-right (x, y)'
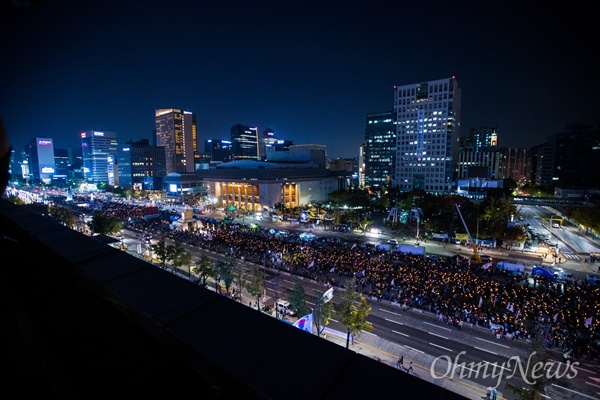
top-left (195, 160), bottom-right (340, 212)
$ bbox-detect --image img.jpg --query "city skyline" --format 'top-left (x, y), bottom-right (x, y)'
top-left (1, 1), bottom-right (599, 159)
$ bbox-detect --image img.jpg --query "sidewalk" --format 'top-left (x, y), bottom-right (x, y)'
top-left (320, 325), bottom-right (491, 400)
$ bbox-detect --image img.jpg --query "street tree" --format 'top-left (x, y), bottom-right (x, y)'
top-left (245, 265), bottom-right (264, 309)
top-left (191, 255), bottom-right (214, 287)
top-left (216, 260), bottom-right (235, 295)
top-left (232, 260), bottom-right (246, 300)
top-left (48, 205), bottom-right (77, 228)
top-left (287, 279), bottom-right (308, 317)
top-left (506, 333), bottom-right (555, 400)
top-left (88, 210), bottom-right (122, 235)
top-left (336, 277), bottom-right (373, 348)
top-left (169, 240), bottom-right (192, 276)
top-left (152, 238), bottom-right (170, 270)
top-left (313, 289), bottom-right (334, 337)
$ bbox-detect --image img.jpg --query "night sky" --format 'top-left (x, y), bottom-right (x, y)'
top-left (1, 0), bottom-right (598, 159)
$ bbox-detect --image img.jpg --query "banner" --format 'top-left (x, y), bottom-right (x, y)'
top-left (322, 287), bottom-right (334, 304)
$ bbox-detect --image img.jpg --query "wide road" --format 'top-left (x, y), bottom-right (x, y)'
top-left (117, 221), bottom-right (600, 399)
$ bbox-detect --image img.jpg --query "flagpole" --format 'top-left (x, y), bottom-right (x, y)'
top-left (315, 298), bottom-right (321, 337)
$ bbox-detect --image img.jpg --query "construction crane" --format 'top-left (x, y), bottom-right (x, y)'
top-left (455, 204), bottom-right (481, 264)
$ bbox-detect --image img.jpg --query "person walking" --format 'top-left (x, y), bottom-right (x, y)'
top-left (486, 386), bottom-right (492, 399)
top-left (492, 387), bottom-right (497, 400)
top-left (396, 355), bottom-right (404, 369)
top-left (406, 361), bottom-right (413, 373)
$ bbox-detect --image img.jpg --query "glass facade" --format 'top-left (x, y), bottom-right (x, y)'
top-left (363, 110), bottom-right (395, 188)
top-left (81, 131), bottom-right (118, 185)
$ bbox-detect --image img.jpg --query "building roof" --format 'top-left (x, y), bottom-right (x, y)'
top-left (0, 198), bottom-right (468, 400)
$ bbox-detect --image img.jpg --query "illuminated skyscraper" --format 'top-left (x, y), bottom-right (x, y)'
top-left (24, 137), bottom-right (56, 184)
top-left (155, 109), bottom-right (197, 174)
top-left (393, 77), bottom-right (461, 193)
top-left (81, 130), bottom-right (118, 185)
top-left (230, 124), bottom-right (259, 160)
top-left (363, 110), bottom-right (395, 188)
top-left (117, 139), bottom-right (166, 190)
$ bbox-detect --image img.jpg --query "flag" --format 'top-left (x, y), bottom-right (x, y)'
top-left (330, 267), bottom-right (335, 273)
top-left (585, 317), bottom-right (593, 327)
top-left (351, 243), bottom-right (357, 249)
top-left (293, 313), bottom-right (314, 334)
top-left (478, 296), bottom-right (483, 308)
top-left (308, 259), bottom-right (315, 268)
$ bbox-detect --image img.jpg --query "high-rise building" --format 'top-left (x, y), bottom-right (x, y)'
top-left (531, 124), bottom-right (600, 189)
top-left (471, 127), bottom-right (498, 152)
top-left (204, 139), bottom-right (232, 164)
top-left (117, 139), bottom-right (166, 190)
top-left (81, 130), bottom-right (118, 185)
top-left (393, 77), bottom-right (461, 193)
top-left (230, 124), bottom-right (259, 160)
top-left (155, 109), bottom-right (197, 174)
top-left (24, 137), bottom-right (55, 184)
top-left (363, 110), bottom-right (395, 188)
top-left (52, 147), bottom-right (69, 187)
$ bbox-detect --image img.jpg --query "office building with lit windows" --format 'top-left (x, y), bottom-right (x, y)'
top-left (231, 124), bottom-right (259, 160)
top-left (81, 130), bottom-right (118, 185)
top-left (155, 109), bottom-right (197, 174)
top-left (24, 137), bottom-right (56, 184)
top-left (363, 110), bottom-right (395, 188)
top-left (393, 77), bottom-right (461, 193)
top-left (117, 139), bottom-right (166, 190)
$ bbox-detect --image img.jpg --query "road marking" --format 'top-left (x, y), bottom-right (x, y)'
top-left (475, 336), bottom-right (511, 349)
top-left (474, 346), bottom-right (498, 356)
top-left (380, 308), bottom-right (402, 317)
top-left (392, 330), bottom-right (409, 337)
top-left (424, 321), bottom-right (451, 332)
top-left (482, 360), bottom-right (512, 372)
top-left (362, 330), bottom-right (377, 337)
top-left (574, 365), bottom-right (598, 374)
top-left (430, 342), bottom-right (453, 352)
top-left (428, 332), bottom-right (449, 340)
top-left (454, 364), bottom-right (481, 374)
top-left (584, 381), bottom-right (600, 388)
top-left (405, 345), bottom-right (424, 353)
top-left (385, 318), bottom-right (403, 325)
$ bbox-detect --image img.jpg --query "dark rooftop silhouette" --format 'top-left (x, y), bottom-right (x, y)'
top-left (0, 198), bottom-right (468, 399)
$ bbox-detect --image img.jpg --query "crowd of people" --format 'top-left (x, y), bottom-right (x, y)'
top-left (94, 200), bottom-right (600, 363)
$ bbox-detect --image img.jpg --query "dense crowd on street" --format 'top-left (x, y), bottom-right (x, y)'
top-left (95, 200), bottom-right (600, 363)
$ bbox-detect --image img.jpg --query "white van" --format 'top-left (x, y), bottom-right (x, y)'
top-left (276, 300), bottom-right (296, 317)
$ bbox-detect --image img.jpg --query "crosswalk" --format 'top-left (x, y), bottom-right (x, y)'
top-left (561, 253), bottom-right (580, 260)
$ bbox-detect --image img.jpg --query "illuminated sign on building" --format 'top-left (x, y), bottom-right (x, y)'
top-left (41, 167), bottom-right (55, 173)
top-left (169, 184), bottom-right (178, 193)
top-left (93, 131), bottom-right (105, 136)
top-left (38, 140), bottom-right (52, 146)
